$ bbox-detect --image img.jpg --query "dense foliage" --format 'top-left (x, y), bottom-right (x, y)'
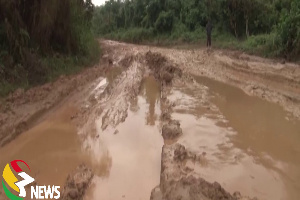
top-left (0, 0), bottom-right (99, 96)
top-left (92, 0), bottom-right (299, 59)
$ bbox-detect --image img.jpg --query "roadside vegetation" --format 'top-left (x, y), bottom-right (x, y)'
top-left (0, 0), bottom-right (100, 96)
top-left (92, 0), bottom-right (299, 60)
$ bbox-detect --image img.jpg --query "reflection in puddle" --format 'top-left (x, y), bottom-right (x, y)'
top-left (140, 76), bottom-right (161, 125)
top-left (169, 76), bottom-right (300, 200)
top-left (84, 77), bottom-right (163, 200)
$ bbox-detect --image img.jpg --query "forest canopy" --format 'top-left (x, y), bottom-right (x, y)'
top-left (92, 0), bottom-right (300, 59)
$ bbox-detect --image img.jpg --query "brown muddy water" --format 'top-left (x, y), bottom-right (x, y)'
top-left (170, 76), bottom-right (300, 200)
top-left (0, 106), bottom-right (90, 189)
top-left (84, 76), bottom-right (163, 200)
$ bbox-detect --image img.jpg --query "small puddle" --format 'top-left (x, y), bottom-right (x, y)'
top-left (169, 76), bottom-right (300, 200)
top-left (84, 76), bottom-right (163, 200)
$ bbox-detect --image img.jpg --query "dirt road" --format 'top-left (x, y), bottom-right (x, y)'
top-left (0, 40), bottom-right (300, 200)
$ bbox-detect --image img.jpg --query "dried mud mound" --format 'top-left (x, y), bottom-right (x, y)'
top-left (152, 175), bottom-right (236, 200)
top-left (151, 144), bottom-right (257, 200)
top-left (162, 120), bottom-right (182, 140)
top-left (145, 51), bottom-right (182, 84)
top-left (61, 164), bottom-right (94, 200)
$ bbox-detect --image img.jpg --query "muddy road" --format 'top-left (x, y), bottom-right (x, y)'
top-left (0, 40), bottom-right (300, 200)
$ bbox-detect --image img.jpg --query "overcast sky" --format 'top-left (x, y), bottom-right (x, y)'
top-left (92, 0), bottom-right (106, 6)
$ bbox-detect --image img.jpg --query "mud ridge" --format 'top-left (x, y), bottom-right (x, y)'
top-left (61, 164), bottom-right (94, 200)
top-left (77, 54), bottom-right (146, 141)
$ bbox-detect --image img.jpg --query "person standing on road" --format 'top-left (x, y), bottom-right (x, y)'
top-left (206, 19), bottom-right (213, 48)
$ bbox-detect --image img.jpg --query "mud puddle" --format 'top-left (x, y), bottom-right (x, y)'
top-left (84, 76), bottom-right (163, 200)
top-left (0, 67), bottom-right (129, 199)
top-left (0, 106), bottom-right (91, 189)
top-left (169, 76), bottom-right (300, 200)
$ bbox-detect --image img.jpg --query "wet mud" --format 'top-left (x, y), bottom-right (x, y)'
top-left (1, 40), bottom-right (300, 200)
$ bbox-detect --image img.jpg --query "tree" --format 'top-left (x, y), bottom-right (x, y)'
top-left (276, 0), bottom-right (300, 58)
top-left (242, 0), bottom-right (253, 37)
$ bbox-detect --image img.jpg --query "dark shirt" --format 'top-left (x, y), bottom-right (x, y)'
top-left (206, 22), bottom-right (213, 35)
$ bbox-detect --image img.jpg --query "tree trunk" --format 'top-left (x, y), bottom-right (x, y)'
top-left (246, 17), bottom-right (249, 38)
top-left (229, 13), bottom-right (238, 38)
top-left (244, 0), bottom-right (251, 38)
top-left (234, 22), bottom-right (238, 38)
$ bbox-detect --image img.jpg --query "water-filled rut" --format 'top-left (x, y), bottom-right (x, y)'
top-left (168, 75), bottom-right (300, 200)
top-left (84, 76), bottom-right (163, 200)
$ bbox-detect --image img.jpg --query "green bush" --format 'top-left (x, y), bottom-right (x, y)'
top-left (275, 0), bottom-right (300, 58)
top-left (110, 28), bottom-right (154, 43)
top-left (243, 34), bottom-right (275, 49)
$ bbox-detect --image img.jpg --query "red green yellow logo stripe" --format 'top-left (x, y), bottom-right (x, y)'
top-left (3, 164), bottom-right (20, 193)
top-left (2, 160), bottom-right (31, 200)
